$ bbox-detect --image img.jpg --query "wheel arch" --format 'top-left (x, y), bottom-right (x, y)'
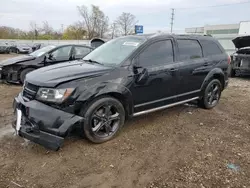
top-left (75, 83), bottom-right (134, 119)
top-left (201, 68), bottom-right (225, 93)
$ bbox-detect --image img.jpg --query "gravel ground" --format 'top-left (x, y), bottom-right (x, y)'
top-left (0, 54), bottom-right (250, 188)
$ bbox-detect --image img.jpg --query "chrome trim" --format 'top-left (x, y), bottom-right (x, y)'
top-left (24, 87), bottom-right (36, 94)
top-left (135, 90), bottom-right (200, 108)
top-left (133, 97), bottom-right (199, 117)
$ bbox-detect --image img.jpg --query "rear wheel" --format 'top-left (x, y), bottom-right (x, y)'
top-left (20, 68), bottom-right (35, 84)
top-left (199, 79), bottom-right (222, 109)
top-left (80, 97), bottom-right (125, 143)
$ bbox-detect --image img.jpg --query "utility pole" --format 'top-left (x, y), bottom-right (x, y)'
top-left (61, 24), bottom-right (64, 40)
top-left (170, 8), bottom-right (175, 33)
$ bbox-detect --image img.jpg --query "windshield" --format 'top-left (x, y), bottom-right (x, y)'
top-left (30, 45), bottom-right (56, 57)
top-left (83, 36), bottom-right (146, 66)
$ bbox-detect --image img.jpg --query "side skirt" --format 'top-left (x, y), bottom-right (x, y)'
top-left (133, 97), bottom-right (199, 117)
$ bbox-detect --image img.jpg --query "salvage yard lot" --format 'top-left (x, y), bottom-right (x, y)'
top-left (0, 54), bottom-right (250, 188)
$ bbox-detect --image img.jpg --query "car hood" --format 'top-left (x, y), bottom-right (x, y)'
top-left (0, 55), bottom-right (35, 66)
top-left (232, 36), bottom-right (250, 49)
top-left (26, 60), bottom-right (113, 87)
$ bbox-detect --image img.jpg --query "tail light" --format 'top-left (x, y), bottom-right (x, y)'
top-left (227, 55), bottom-right (231, 64)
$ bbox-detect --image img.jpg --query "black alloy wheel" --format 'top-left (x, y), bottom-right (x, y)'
top-left (81, 97), bottom-right (125, 143)
top-left (91, 104), bottom-right (121, 137)
top-left (199, 79), bottom-right (222, 109)
top-left (206, 82), bottom-right (220, 107)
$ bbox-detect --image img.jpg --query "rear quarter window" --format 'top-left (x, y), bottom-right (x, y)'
top-left (200, 40), bottom-right (223, 57)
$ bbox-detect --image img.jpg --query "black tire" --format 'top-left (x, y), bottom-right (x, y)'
top-left (230, 67), bottom-right (236, 78)
top-left (80, 96), bottom-right (125, 143)
top-left (199, 79), bottom-right (222, 109)
top-left (20, 68), bottom-right (35, 84)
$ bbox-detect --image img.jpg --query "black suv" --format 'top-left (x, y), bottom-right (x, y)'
top-left (13, 34), bottom-right (230, 150)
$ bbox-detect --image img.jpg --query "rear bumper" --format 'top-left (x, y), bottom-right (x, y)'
top-left (13, 93), bottom-right (84, 150)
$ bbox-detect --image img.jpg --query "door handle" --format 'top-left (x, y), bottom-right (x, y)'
top-left (204, 62), bottom-right (209, 66)
top-left (169, 68), bottom-right (178, 72)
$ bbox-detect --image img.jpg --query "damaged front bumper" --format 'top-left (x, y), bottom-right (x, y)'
top-left (0, 68), bottom-right (20, 83)
top-left (13, 93), bottom-right (84, 151)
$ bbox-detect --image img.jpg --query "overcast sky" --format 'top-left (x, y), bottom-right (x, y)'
top-left (1, 0), bottom-right (250, 33)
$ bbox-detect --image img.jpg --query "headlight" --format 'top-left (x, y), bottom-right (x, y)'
top-left (36, 88), bottom-right (74, 103)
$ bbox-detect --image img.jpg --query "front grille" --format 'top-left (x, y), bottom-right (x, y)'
top-left (22, 82), bottom-right (39, 101)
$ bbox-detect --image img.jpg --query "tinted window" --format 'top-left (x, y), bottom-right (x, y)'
top-left (51, 46), bottom-right (72, 59)
top-left (138, 40), bottom-right (174, 67)
top-left (75, 46), bottom-right (91, 56)
top-left (200, 40), bottom-right (223, 57)
top-left (177, 40), bottom-right (202, 61)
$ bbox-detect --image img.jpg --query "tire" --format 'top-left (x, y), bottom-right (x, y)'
top-left (230, 66), bottom-right (236, 78)
top-left (20, 68), bottom-right (35, 84)
top-left (198, 79), bottom-right (222, 109)
top-left (80, 96), bottom-right (125, 143)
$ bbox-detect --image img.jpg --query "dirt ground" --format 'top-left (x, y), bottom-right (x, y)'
top-left (0, 54), bottom-right (250, 188)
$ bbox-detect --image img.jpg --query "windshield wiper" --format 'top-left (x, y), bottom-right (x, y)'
top-left (83, 59), bottom-right (104, 65)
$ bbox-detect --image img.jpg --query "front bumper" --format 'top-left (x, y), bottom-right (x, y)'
top-left (0, 67), bottom-right (19, 83)
top-left (19, 49), bottom-right (31, 54)
top-left (13, 93), bottom-right (83, 150)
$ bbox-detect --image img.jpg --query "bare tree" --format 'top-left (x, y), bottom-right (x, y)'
top-left (77, 5), bottom-right (109, 39)
top-left (110, 22), bottom-right (119, 39)
top-left (116, 12), bottom-right (137, 36)
top-left (41, 21), bottom-right (53, 35)
top-left (29, 21), bottom-right (38, 39)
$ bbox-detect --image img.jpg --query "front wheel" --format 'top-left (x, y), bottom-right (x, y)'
top-left (80, 97), bottom-right (125, 143)
top-left (199, 79), bottom-right (222, 109)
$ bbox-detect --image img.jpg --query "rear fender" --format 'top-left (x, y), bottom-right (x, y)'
top-left (200, 68), bottom-right (225, 93)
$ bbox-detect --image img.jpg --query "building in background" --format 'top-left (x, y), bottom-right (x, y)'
top-left (185, 21), bottom-right (250, 55)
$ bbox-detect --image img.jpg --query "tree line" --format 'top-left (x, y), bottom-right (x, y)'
top-left (0, 5), bottom-right (137, 40)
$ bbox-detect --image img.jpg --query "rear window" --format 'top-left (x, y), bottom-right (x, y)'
top-left (200, 40), bottom-right (223, 57)
top-left (177, 39), bottom-right (202, 61)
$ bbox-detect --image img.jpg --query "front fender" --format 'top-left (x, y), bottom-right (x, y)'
top-left (76, 81), bottom-right (134, 116)
top-left (201, 68), bottom-right (225, 91)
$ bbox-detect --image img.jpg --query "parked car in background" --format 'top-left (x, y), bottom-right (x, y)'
top-left (0, 42), bottom-right (12, 53)
top-left (0, 44), bottom-right (94, 84)
top-left (13, 43), bottom-right (33, 54)
top-left (230, 36), bottom-right (250, 77)
top-left (12, 34), bottom-right (229, 150)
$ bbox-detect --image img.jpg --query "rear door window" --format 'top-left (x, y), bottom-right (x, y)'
top-left (177, 39), bottom-right (203, 61)
top-left (200, 40), bottom-right (223, 57)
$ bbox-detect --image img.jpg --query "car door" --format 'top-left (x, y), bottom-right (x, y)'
top-left (131, 39), bottom-right (180, 113)
top-left (175, 39), bottom-right (206, 101)
top-left (73, 45), bottom-right (93, 60)
top-left (45, 45), bottom-right (73, 65)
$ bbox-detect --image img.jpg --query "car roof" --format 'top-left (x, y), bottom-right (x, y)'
top-left (127, 33), bottom-right (215, 41)
top-left (53, 44), bottom-right (94, 49)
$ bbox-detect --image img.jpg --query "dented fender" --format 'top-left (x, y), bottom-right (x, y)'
top-left (75, 81), bottom-right (134, 116)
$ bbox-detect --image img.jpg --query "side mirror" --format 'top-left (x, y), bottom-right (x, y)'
top-left (44, 53), bottom-right (54, 62)
top-left (134, 66), bottom-right (149, 84)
